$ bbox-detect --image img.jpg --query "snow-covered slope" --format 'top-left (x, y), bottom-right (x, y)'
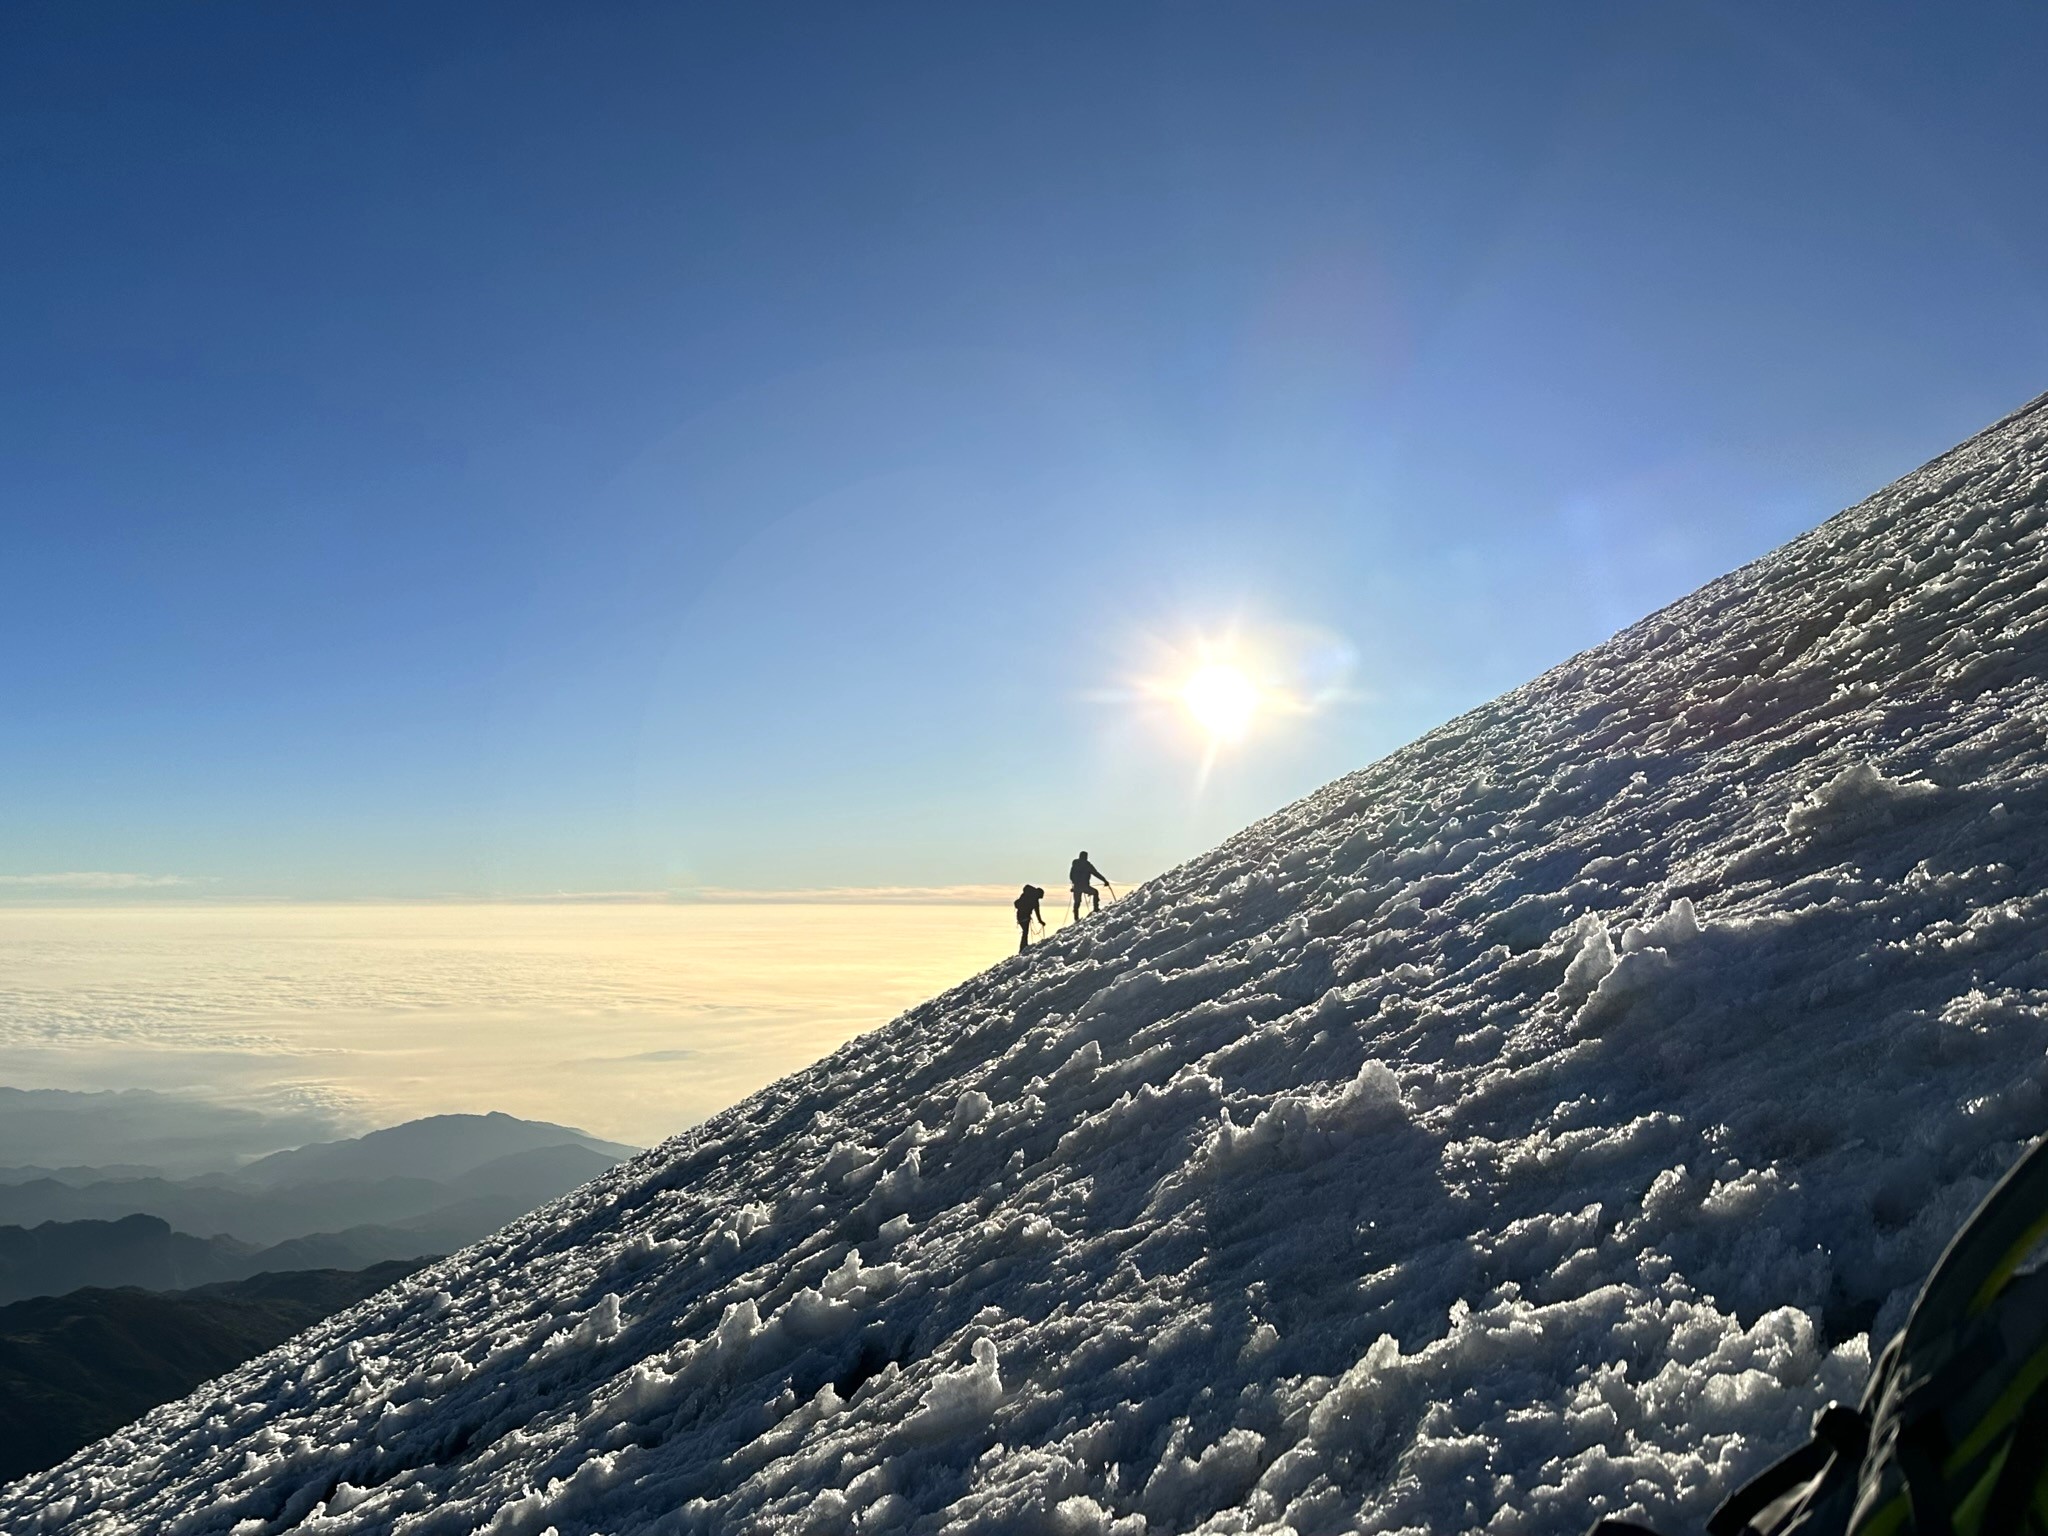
top-left (13, 394), bottom-right (2048, 1535)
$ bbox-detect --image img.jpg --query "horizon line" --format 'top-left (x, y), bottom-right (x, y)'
top-left (0, 883), bottom-right (1048, 908)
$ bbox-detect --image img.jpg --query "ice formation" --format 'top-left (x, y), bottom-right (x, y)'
top-left (10, 392), bottom-right (2048, 1534)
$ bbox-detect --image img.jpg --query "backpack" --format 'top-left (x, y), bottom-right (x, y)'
top-left (1592, 1135), bottom-right (2048, 1536)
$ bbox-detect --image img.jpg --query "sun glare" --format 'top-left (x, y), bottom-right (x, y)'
top-left (1180, 663), bottom-right (1260, 741)
top-left (1106, 620), bottom-right (1352, 776)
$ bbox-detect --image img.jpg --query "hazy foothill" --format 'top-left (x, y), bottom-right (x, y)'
top-left (0, 1101), bottom-right (636, 1302)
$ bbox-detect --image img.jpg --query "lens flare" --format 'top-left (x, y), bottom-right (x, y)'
top-left (1180, 663), bottom-right (1260, 741)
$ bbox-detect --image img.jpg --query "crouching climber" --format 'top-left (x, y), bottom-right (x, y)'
top-left (1014, 884), bottom-right (1046, 953)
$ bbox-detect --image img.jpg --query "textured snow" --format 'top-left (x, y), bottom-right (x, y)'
top-left (12, 392), bottom-right (2048, 1534)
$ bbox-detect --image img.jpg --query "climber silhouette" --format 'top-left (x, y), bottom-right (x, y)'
top-left (1069, 851), bottom-right (1113, 920)
top-left (1014, 884), bottom-right (1046, 953)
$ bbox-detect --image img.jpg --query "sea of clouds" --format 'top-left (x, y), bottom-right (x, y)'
top-left (0, 902), bottom-right (1004, 1147)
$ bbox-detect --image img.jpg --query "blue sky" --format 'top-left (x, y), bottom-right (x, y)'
top-left (5, 1), bottom-right (2047, 899)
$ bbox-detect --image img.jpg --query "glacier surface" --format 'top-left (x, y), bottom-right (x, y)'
top-left (11, 394), bottom-right (2048, 1534)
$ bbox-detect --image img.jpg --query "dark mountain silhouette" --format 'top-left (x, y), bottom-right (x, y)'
top-left (0, 1173), bottom-right (455, 1243)
top-left (0, 1165), bottom-right (162, 1187)
top-left (0, 1122), bottom-right (635, 1303)
top-left (229, 1112), bottom-right (636, 1189)
top-left (0, 1215), bottom-right (246, 1302)
top-left (0, 1113), bottom-right (637, 1303)
top-left (0, 1215), bottom-right (441, 1305)
top-left (0, 1261), bottom-right (426, 1483)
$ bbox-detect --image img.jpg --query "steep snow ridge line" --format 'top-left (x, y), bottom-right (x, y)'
top-left (10, 392), bottom-right (2048, 1534)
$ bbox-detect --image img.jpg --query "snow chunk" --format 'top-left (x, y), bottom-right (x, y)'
top-left (536, 1293), bottom-right (621, 1361)
top-left (1568, 901), bottom-right (1706, 1030)
top-left (1784, 761), bottom-right (1938, 838)
top-left (776, 1247), bottom-right (899, 1343)
top-left (1241, 1321), bottom-right (1280, 1361)
top-left (1621, 897), bottom-right (1701, 953)
top-left (1142, 1424), bottom-right (1265, 1521)
top-left (709, 1201), bottom-right (775, 1258)
top-left (1055, 1038), bottom-right (1104, 1080)
top-left (1200, 1061), bottom-right (1405, 1172)
top-left (877, 1212), bottom-right (914, 1245)
top-left (903, 1337), bottom-right (1003, 1442)
top-left (1559, 917), bottom-right (1617, 1003)
top-left (867, 1147), bottom-right (922, 1217)
top-left (615, 1230), bottom-right (685, 1270)
top-left (1051, 1495), bottom-right (1118, 1535)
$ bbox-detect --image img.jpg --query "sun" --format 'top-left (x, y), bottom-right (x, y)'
top-left (1180, 663), bottom-right (1260, 741)
top-left (1107, 619), bottom-right (1353, 775)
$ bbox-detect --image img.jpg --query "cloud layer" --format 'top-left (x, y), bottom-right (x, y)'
top-left (0, 902), bottom-right (1008, 1145)
top-left (0, 872), bottom-right (195, 890)
top-left (680, 884), bottom-right (1021, 905)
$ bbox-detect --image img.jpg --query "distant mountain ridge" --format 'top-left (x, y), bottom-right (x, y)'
top-left (0, 1144), bottom-right (624, 1245)
top-left (229, 1111), bottom-right (636, 1188)
top-left (0, 1165), bottom-right (161, 1187)
top-left (0, 1214), bottom-right (439, 1305)
top-left (0, 1087), bottom-right (351, 1177)
top-left (0, 1172), bottom-right (462, 1242)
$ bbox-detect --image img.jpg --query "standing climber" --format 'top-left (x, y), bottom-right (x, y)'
top-left (1069, 851), bottom-right (1113, 920)
top-left (1013, 884), bottom-right (1046, 953)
